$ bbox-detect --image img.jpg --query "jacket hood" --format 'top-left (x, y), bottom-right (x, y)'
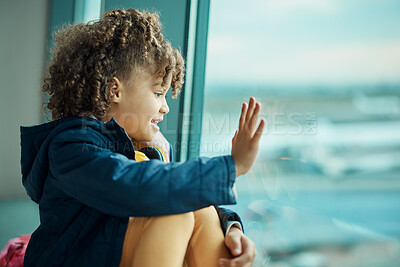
top-left (20, 117), bottom-right (128, 203)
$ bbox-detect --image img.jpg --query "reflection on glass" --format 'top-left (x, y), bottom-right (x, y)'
top-left (200, 0), bottom-right (400, 266)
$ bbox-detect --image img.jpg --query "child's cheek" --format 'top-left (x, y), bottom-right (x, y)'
top-left (122, 114), bottom-right (139, 135)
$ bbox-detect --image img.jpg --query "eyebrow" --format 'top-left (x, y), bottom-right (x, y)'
top-left (163, 87), bottom-right (170, 94)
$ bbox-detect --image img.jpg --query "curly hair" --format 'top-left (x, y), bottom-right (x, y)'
top-left (43, 8), bottom-right (185, 120)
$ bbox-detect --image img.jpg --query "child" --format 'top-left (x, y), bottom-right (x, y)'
top-left (20, 8), bottom-right (264, 267)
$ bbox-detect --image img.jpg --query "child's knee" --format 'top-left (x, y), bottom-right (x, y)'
top-left (193, 206), bottom-right (218, 225)
top-left (150, 212), bottom-right (195, 233)
top-left (171, 212), bottom-right (195, 232)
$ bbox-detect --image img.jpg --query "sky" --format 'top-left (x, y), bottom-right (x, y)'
top-left (205, 0), bottom-right (400, 87)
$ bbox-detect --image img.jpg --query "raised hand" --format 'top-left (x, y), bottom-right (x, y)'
top-left (231, 97), bottom-right (265, 177)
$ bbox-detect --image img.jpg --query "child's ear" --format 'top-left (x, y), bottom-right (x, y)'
top-left (109, 77), bottom-right (123, 103)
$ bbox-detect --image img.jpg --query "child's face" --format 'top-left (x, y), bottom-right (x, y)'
top-left (107, 68), bottom-right (170, 142)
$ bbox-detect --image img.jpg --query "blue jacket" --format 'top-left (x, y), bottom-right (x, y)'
top-left (21, 116), bottom-right (241, 266)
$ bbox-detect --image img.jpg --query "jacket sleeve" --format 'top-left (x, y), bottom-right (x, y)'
top-left (214, 206), bottom-right (244, 235)
top-left (48, 131), bottom-right (237, 217)
top-left (166, 143), bottom-right (243, 235)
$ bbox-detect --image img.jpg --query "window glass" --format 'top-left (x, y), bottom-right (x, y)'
top-left (201, 0), bottom-right (400, 265)
top-left (74, 0), bottom-right (102, 23)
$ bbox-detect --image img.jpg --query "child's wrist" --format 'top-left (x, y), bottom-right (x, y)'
top-left (234, 162), bottom-right (244, 178)
top-left (231, 155), bottom-right (241, 177)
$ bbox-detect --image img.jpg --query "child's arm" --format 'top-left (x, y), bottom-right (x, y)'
top-left (134, 131), bottom-right (245, 235)
top-left (130, 97), bottom-right (263, 232)
top-left (48, 130), bottom-right (236, 218)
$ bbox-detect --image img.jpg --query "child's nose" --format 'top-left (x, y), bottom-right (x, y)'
top-left (160, 99), bottom-right (169, 114)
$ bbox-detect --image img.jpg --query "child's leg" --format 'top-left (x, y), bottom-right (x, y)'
top-left (119, 213), bottom-right (195, 267)
top-left (185, 206), bottom-right (232, 267)
top-left (119, 206), bottom-right (232, 267)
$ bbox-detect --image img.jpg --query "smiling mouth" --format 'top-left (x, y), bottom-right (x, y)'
top-left (151, 119), bottom-right (160, 130)
top-left (151, 119), bottom-right (161, 124)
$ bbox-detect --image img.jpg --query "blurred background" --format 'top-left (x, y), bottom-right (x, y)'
top-left (201, 0), bottom-right (400, 266)
top-left (1, 0), bottom-right (399, 266)
top-left (0, 0), bottom-right (47, 250)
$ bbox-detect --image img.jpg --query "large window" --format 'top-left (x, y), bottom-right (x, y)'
top-left (200, 0), bottom-right (400, 266)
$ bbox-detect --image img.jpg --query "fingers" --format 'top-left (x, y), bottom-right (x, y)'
top-left (252, 119), bottom-right (265, 144)
top-left (249, 102), bottom-right (261, 134)
top-left (225, 230), bottom-right (242, 257)
top-left (218, 258), bottom-right (230, 267)
top-left (239, 97), bottom-right (263, 136)
top-left (244, 97), bottom-right (255, 125)
top-left (219, 232), bottom-right (256, 267)
top-left (232, 130), bottom-right (238, 145)
top-left (238, 103), bottom-right (247, 131)
top-left (234, 235), bottom-right (256, 266)
top-left (218, 252), bottom-right (254, 267)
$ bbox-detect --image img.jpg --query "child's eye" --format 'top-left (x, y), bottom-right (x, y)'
top-left (154, 92), bottom-right (163, 98)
